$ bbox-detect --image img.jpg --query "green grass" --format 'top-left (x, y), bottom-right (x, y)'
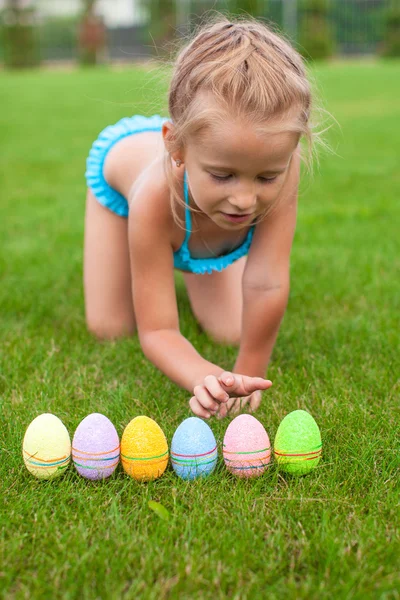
top-left (0, 61), bottom-right (399, 600)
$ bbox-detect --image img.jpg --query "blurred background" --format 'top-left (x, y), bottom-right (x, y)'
top-left (0, 0), bottom-right (399, 69)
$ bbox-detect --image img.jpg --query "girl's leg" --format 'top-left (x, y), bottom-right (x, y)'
top-left (182, 256), bottom-right (246, 346)
top-left (83, 189), bottom-right (136, 339)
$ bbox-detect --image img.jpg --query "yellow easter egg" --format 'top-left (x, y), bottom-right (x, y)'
top-left (121, 416), bottom-right (169, 481)
top-left (23, 413), bottom-right (71, 479)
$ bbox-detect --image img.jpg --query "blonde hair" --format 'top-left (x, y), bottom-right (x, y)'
top-left (157, 12), bottom-right (333, 228)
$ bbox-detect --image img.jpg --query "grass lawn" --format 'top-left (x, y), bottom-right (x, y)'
top-left (0, 60), bottom-right (399, 600)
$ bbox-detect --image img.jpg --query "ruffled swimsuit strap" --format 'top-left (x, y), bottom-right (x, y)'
top-left (85, 114), bottom-right (169, 217)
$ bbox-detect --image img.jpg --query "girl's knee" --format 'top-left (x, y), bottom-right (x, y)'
top-left (86, 316), bottom-right (136, 341)
top-left (202, 322), bottom-right (241, 346)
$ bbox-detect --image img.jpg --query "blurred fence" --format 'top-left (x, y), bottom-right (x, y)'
top-left (182, 0), bottom-right (392, 55)
top-left (0, 0), bottom-right (396, 65)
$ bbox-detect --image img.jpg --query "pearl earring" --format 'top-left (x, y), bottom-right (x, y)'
top-left (176, 160), bottom-right (182, 167)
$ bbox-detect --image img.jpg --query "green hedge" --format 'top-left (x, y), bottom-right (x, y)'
top-left (38, 17), bottom-right (78, 60)
top-left (382, 3), bottom-right (400, 57)
top-left (0, 14), bottom-right (80, 66)
top-left (298, 0), bottom-right (335, 60)
top-left (0, 7), bottom-right (41, 68)
top-left (2, 24), bottom-right (40, 68)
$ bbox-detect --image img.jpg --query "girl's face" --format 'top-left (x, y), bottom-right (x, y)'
top-left (164, 117), bottom-right (300, 230)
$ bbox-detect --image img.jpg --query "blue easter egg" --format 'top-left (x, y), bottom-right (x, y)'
top-left (171, 417), bottom-right (218, 480)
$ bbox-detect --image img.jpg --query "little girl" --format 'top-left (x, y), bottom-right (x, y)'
top-left (84, 15), bottom-right (318, 419)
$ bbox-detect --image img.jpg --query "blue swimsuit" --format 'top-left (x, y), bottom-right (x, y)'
top-left (85, 114), bottom-right (255, 275)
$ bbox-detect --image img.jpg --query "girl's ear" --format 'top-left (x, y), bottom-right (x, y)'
top-left (162, 121), bottom-right (174, 152)
top-left (162, 121), bottom-right (184, 164)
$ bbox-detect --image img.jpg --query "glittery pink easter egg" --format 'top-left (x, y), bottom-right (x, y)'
top-left (72, 413), bottom-right (120, 480)
top-left (223, 414), bottom-right (271, 478)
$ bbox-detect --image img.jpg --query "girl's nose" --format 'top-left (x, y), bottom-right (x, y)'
top-left (229, 194), bottom-right (257, 213)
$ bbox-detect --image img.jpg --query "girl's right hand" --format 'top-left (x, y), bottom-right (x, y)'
top-left (189, 371), bottom-right (272, 419)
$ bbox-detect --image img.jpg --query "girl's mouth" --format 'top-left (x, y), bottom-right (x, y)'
top-left (220, 212), bottom-right (253, 224)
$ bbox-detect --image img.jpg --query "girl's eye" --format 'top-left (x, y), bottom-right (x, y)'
top-left (210, 174), bottom-right (230, 181)
top-left (210, 173), bottom-right (277, 183)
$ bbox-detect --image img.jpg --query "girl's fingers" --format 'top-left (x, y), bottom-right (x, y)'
top-left (242, 376), bottom-right (272, 394)
top-left (218, 371), bottom-right (237, 388)
top-left (230, 396), bottom-right (250, 415)
top-left (229, 398), bottom-right (242, 415)
top-left (216, 404), bottom-right (227, 419)
top-left (238, 375), bottom-right (272, 396)
top-left (219, 373), bottom-right (272, 397)
top-left (193, 385), bottom-right (220, 413)
top-left (224, 392), bottom-right (261, 417)
top-left (249, 391), bottom-right (262, 412)
top-left (227, 396), bottom-right (236, 411)
top-left (189, 396), bottom-right (211, 419)
top-left (217, 396), bottom-right (236, 419)
top-left (203, 375), bottom-right (229, 404)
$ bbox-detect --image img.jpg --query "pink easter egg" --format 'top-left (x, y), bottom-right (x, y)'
top-left (72, 413), bottom-right (120, 480)
top-left (223, 414), bottom-right (271, 478)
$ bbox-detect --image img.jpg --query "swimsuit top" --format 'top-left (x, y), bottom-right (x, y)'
top-left (173, 170), bottom-right (255, 274)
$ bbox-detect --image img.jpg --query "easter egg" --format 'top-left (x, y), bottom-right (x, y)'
top-left (22, 413), bottom-right (71, 479)
top-left (121, 416), bottom-right (168, 481)
top-left (72, 413), bottom-right (120, 480)
top-left (274, 410), bottom-right (322, 475)
top-left (171, 417), bottom-right (218, 480)
top-left (223, 414), bottom-right (271, 478)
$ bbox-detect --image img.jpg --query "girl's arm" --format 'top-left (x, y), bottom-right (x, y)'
top-left (234, 148), bottom-right (301, 378)
top-left (129, 170), bottom-right (274, 418)
top-left (128, 178), bottom-right (225, 393)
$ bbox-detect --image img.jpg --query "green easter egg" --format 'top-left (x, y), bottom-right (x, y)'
top-left (274, 410), bottom-right (322, 475)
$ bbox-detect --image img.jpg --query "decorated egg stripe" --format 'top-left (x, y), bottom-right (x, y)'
top-left (274, 452), bottom-right (322, 459)
top-left (275, 442), bottom-right (322, 453)
top-left (26, 458), bottom-right (69, 469)
top-left (274, 448), bottom-right (322, 457)
top-left (121, 457), bottom-right (168, 467)
top-left (230, 462), bottom-right (271, 471)
top-left (222, 446), bottom-right (270, 455)
top-left (171, 455), bottom-right (216, 463)
top-left (73, 460), bottom-right (120, 470)
top-left (27, 458), bottom-right (69, 469)
top-left (24, 460), bottom-right (70, 469)
top-left (23, 449), bottom-right (69, 464)
top-left (171, 450), bottom-right (217, 459)
top-left (224, 454), bottom-right (271, 464)
top-left (71, 444), bottom-right (120, 457)
top-left (121, 450), bottom-right (168, 462)
top-left (300, 454), bottom-right (322, 461)
top-left (171, 454), bottom-right (217, 466)
top-left (171, 458), bottom-right (217, 468)
top-left (171, 455), bottom-right (217, 466)
top-left (72, 453), bottom-right (120, 462)
top-left (276, 453), bottom-right (322, 462)
top-left (171, 445), bottom-right (217, 459)
top-left (121, 458), bottom-right (168, 470)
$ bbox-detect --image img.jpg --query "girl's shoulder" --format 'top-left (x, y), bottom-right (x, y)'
top-left (103, 129), bottom-right (165, 200)
top-left (128, 156), bottom-right (186, 252)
